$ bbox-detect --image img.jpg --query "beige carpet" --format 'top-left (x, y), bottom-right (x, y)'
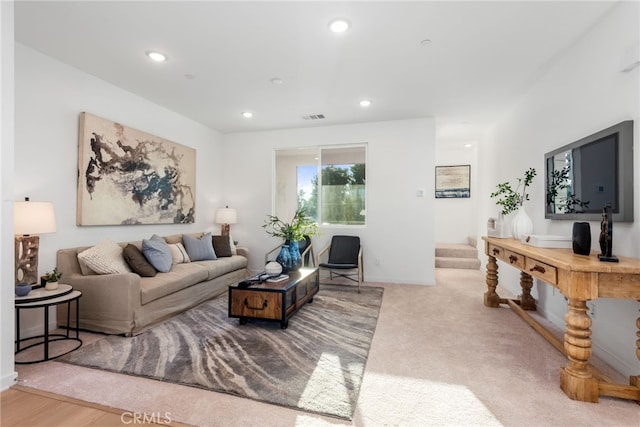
top-left (14, 269), bottom-right (640, 426)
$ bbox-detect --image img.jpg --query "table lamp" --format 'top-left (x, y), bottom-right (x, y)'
top-left (215, 206), bottom-right (237, 236)
top-left (14, 197), bottom-right (57, 285)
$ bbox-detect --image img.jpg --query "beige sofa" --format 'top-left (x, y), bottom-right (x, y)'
top-left (56, 233), bottom-right (250, 336)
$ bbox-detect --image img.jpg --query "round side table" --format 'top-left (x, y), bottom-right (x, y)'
top-left (15, 284), bottom-right (83, 364)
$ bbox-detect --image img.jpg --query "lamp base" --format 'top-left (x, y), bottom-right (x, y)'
top-left (221, 224), bottom-right (230, 236)
top-left (15, 235), bottom-right (40, 285)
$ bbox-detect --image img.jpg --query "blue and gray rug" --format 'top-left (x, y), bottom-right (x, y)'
top-left (61, 283), bottom-right (383, 420)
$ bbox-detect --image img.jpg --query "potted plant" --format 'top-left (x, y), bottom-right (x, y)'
top-left (263, 208), bottom-right (319, 271)
top-left (490, 168), bottom-right (536, 239)
top-left (42, 267), bottom-right (63, 290)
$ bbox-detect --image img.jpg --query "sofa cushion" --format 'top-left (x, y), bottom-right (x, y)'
top-left (168, 242), bottom-right (191, 264)
top-left (139, 263), bottom-right (208, 305)
top-left (77, 239), bottom-right (131, 275)
top-left (163, 234), bottom-right (184, 245)
top-left (123, 244), bottom-right (157, 277)
top-left (212, 235), bottom-right (232, 257)
top-left (183, 233), bottom-right (217, 261)
top-left (142, 235), bottom-right (173, 273)
top-left (193, 255), bottom-right (248, 281)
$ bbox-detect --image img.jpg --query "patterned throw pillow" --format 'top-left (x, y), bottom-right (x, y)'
top-left (142, 234), bottom-right (173, 273)
top-left (123, 244), bottom-right (157, 277)
top-left (183, 233), bottom-right (217, 261)
top-left (77, 239), bottom-right (131, 275)
top-left (76, 249), bottom-right (97, 276)
top-left (168, 242), bottom-right (191, 264)
top-left (212, 235), bottom-right (232, 257)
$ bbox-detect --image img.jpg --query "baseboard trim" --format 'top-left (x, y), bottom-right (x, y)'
top-left (1, 371), bottom-right (17, 391)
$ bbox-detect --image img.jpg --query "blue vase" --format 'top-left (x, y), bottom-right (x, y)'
top-left (289, 240), bottom-right (302, 271)
top-left (16, 283), bottom-right (32, 297)
top-left (276, 244), bottom-right (292, 274)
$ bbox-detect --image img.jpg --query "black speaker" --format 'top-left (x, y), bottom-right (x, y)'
top-left (572, 222), bottom-right (591, 255)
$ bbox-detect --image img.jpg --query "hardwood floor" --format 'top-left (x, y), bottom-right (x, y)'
top-left (1, 386), bottom-right (190, 426)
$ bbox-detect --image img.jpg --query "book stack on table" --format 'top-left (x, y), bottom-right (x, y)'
top-left (266, 274), bottom-right (289, 283)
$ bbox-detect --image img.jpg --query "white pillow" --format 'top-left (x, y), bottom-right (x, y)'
top-left (168, 242), bottom-right (191, 264)
top-left (76, 248), bottom-right (97, 275)
top-left (77, 239), bottom-right (131, 275)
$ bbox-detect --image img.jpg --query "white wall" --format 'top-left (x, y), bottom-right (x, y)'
top-left (10, 44), bottom-right (224, 344)
top-left (434, 142), bottom-right (478, 244)
top-left (477, 1), bottom-right (640, 377)
top-left (1, 0), bottom-right (17, 391)
top-left (222, 118), bottom-right (436, 285)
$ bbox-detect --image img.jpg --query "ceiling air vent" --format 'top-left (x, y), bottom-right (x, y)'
top-left (302, 114), bottom-right (325, 120)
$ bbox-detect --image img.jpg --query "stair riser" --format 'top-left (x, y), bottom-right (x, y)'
top-left (435, 248), bottom-right (478, 258)
top-left (435, 258), bottom-right (481, 270)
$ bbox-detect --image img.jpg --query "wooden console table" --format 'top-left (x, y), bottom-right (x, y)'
top-left (482, 236), bottom-right (640, 403)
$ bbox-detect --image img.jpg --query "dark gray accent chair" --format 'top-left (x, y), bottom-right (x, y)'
top-left (317, 235), bottom-right (363, 292)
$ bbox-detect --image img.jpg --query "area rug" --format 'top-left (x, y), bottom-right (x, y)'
top-left (60, 284), bottom-right (383, 420)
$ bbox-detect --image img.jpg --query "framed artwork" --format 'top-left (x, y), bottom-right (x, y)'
top-left (77, 112), bottom-right (196, 226)
top-left (435, 165), bottom-right (471, 198)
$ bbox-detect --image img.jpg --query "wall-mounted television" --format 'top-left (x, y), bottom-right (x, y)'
top-left (545, 120), bottom-right (634, 222)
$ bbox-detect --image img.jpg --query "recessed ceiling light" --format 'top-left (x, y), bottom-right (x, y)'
top-left (359, 99), bottom-right (372, 107)
top-left (464, 143), bottom-right (473, 148)
top-left (146, 51), bottom-right (167, 62)
top-left (419, 38), bottom-right (432, 47)
top-left (241, 112), bottom-right (253, 118)
top-left (329, 18), bottom-right (350, 33)
top-left (270, 77), bottom-right (284, 85)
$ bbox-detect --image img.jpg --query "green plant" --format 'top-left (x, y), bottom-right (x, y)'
top-left (490, 168), bottom-right (537, 215)
top-left (43, 267), bottom-right (63, 282)
top-left (263, 208), bottom-right (319, 242)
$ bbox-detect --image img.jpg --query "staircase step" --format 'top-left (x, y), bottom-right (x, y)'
top-left (467, 235), bottom-right (478, 248)
top-left (435, 256), bottom-right (481, 270)
top-left (435, 243), bottom-right (478, 259)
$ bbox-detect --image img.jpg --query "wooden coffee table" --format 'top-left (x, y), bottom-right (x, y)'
top-left (228, 267), bottom-right (319, 329)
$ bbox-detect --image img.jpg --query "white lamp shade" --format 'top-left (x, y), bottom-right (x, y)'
top-left (14, 201), bottom-right (57, 235)
top-left (215, 207), bottom-right (237, 224)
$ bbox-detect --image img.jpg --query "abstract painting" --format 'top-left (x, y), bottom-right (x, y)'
top-left (435, 165), bottom-right (471, 198)
top-left (77, 112), bottom-right (196, 226)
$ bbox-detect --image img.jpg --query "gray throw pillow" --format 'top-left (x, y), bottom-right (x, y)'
top-left (142, 234), bottom-right (173, 273)
top-left (183, 233), bottom-right (217, 261)
top-left (123, 244), bottom-right (157, 277)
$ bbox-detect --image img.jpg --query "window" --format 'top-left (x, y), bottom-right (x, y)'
top-left (275, 145), bottom-right (366, 226)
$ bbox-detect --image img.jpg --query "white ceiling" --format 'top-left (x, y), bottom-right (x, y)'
top-left (14, 1), bottom-right (615, 142)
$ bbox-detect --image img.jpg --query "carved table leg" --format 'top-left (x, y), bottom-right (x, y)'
top-left (484, 255), bottom-right (501, 307)
top-left (630, 302), bottom-right (640, 390)
top-left (560, 298), bottom-right (599, 402)
top-left (519, 271), bottom-right (537, 310)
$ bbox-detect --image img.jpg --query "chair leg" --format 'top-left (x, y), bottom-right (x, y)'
top-left (324, 268), bottom-right (362, 292)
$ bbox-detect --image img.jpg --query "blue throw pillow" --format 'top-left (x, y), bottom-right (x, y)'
top-left (142, 235), bottom-right (173, 273)
top-left (183, 233), bottom-right (217, 261)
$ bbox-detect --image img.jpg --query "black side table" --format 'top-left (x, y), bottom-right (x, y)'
top-left (15, 284), bottom-right (82, 364)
